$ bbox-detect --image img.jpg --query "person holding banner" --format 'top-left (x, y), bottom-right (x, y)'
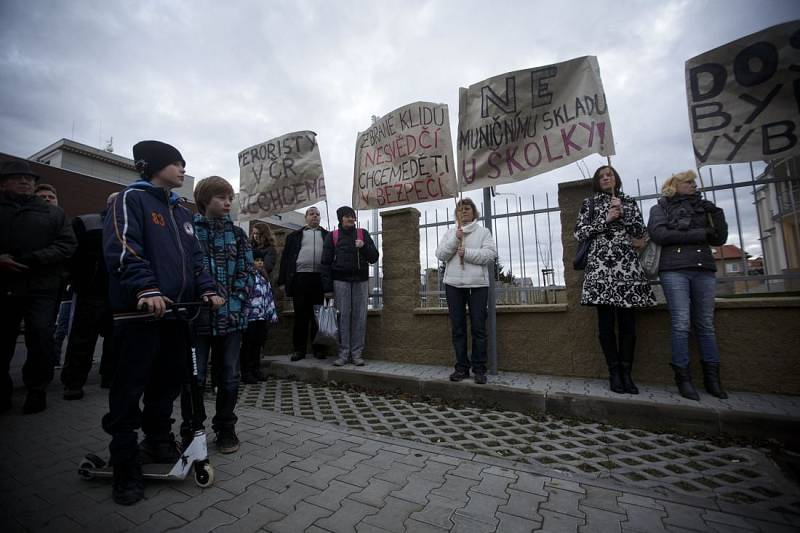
top-left (435, 198), bottom-right (497, 385)
top-left (575, 166), bottom-right (655, 395)
top-left (321, 206), bottom-right (379, 367)
top-left (277, 206), bottom-right (329, 361)
top-left (647, 171), bottom-right (728, 401)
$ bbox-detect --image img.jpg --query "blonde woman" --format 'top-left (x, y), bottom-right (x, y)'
top-left (648, 170), bottom-right (728, 401)
top-left (435, 198), bottom-right (497, 385)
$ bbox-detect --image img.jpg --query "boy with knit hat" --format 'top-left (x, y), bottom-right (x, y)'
top-left (103, 141), bottom-right (223, 505)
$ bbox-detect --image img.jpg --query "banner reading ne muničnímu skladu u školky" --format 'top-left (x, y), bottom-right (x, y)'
top-left (457, 56), bottom-right (614, 191)
top-left (238, 130), bottom-right (326, 220)
top-left (352, 101), bottom-right (458, 209)
top-left (686, 20), bottom-right (800, 167)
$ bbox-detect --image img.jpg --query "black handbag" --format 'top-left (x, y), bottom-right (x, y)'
top-left (573, 198), bottom-right (595, 271)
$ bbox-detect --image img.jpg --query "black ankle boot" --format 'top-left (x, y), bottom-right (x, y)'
top-left (22, 390), bottom-right (46, 414)
top-left (701, 362), bottom-right (728, 399)
top-left (140, 433), bottom-right (180, 464)
top-left (112, 453), bottom-right (144, 505)
top-left (599, 335), bottom-right (624, 394)
top-left (671, 364), bottom-right (700, 401)
top-left (619, 335), bottom-right (639, 394)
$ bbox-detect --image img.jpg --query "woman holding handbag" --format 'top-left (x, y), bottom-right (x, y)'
top-left (647, 170), bottom-right (728, 401)
top-left (575, 165), bottom-right (655, 394)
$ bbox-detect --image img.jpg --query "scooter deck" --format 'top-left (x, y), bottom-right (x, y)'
top-left (83, 462), bottom-right (184, 478)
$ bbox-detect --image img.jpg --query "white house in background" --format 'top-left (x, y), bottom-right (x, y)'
top-left (754, 157), bottom-right (800, 291)
top-left (30, 138), bottom-right (196, 199)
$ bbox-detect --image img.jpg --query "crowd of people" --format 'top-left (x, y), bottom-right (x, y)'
top-left (0, 143), bottom-right (730, 506)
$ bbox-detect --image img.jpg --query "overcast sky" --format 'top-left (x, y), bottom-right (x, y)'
top-left (1, 0), bottom-right (797, 277)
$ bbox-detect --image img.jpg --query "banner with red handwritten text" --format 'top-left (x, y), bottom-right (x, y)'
top-left (353, 102), bottom-right (458, 209)
top-left (457, 56), bottom-right (614, 191)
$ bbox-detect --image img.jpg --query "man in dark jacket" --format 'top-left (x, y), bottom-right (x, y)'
top-left (277, 206), bottom-right (329, 360)
top-left (0, 160), bottom-right (77, 414)
top-left (60, 198), bottom-right (116, 400)
top-left (321, 206), bottom-right (379, 367)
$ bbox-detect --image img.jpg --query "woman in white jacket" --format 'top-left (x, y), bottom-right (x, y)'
top-left (435, 198), bottom-right (498, 384)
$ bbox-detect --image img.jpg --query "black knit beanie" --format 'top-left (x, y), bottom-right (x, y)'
top-left (132, 140), bottom-right (185, 179)
top-left (336, 206), bottom-right (356, 223)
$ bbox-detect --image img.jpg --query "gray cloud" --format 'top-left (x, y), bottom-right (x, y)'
top-left (1, 0), bottom-right (796, 248)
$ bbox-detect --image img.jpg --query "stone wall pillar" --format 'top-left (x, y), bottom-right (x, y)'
top-left (379, 208), bottom-right (421, 358)
top-left (558, 178), bottom-right (603, 374)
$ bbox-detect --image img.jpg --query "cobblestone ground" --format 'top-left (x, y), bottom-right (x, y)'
top-left (238, 378), bottom-right (800, 517)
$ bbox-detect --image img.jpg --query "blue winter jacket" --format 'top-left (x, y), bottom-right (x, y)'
top-left (103, 181), bottom-right (217, 312)
top-left (192, 214), bottom-right (254, 335)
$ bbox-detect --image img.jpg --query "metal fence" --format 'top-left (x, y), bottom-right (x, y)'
top-left (413, 159), bottom-right (800, 308)
top-left (419, 193), bottom-right (564, 308)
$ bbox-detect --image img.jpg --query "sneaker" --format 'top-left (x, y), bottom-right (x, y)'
top-left (332, 357), bottom-right (348, 367)
top-left (112, 456), bottom-right (144, 506)
top-left (140, 433), bottom-right (180, 464)
top-left (352, 356), bottom-right (365, 367)
top-left (22, 390), bottom-right (46, 414)
top-left (63, 387), bottom-right (84, 400)
top-left (473, 372), bottom-right (487, 385)
top-left (449, 369), bottom-right (469, 382)
top-left (215, 429), bottom-right (240, 454)
top-left (289, 352), bottom-right (305, 362)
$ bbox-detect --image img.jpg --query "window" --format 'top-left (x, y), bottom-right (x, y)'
top-left (725, 262), bottom-right (741, 274)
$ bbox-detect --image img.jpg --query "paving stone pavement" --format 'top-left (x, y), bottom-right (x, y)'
top-left (237, 377), bottom-right (800, 516)
top-left (1, 377), bottom-right (799, 532)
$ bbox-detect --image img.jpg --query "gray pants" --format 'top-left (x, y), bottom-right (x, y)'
top-left (333, 280), bottom-right (368, 361)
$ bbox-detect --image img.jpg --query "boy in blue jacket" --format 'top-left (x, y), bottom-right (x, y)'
top-left (181, 175), bottom-right (253, 454)
top-left (103, 141), bottom-right (223, 505)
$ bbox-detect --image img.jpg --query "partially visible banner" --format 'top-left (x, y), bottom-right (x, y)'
top-left (353, 102), bottom-right (458, 209)
top-left (238, 131), bottom-right (326, 219)
top-left (457, 56), bottom-right (614, 191)
top-left (686, 20), bottom-right (800, 166)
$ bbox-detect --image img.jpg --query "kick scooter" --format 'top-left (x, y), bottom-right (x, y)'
top-left (78, 302), bottom-right (215, 488)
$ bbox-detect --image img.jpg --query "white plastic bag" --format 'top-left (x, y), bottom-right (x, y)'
top-left (313, 299), bottom-right (339, 347)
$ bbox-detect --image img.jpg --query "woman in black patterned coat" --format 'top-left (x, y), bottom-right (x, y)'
top-left (574, 166), bottom-right (655, 394)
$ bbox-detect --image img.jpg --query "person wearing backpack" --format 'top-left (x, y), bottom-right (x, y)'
top-left (574, 165), bottom-right (655, 395)
top-left (321, 206), bottom-right (379, 366)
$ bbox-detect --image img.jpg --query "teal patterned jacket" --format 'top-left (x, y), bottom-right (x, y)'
top-left (193, 214), bottom-right (254, 335)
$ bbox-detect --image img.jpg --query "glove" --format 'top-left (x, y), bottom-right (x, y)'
top-left (700, 200), bottom-right (718, 213)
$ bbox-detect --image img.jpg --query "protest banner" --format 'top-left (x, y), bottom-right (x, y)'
top-left (353, 102), bottom-right (458, 209)
top-left (238, 130), bottom-right (326, 219)
top-left (686, 20), bottom-right (800, 166)
top-left (457, 56), bottom-right (614, 191)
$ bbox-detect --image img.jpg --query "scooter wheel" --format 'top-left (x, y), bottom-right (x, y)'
top-left (78, 459), bottom-right (96, 480)
top-left (194, 462), bottom-right (215, 488)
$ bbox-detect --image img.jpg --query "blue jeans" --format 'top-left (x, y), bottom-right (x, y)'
top-left (182, 331), bottom-right (241, 432)
top-left (445, 284), bottom-right (488, 374)
top-left (660, 270), bottom-right (720, 368)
